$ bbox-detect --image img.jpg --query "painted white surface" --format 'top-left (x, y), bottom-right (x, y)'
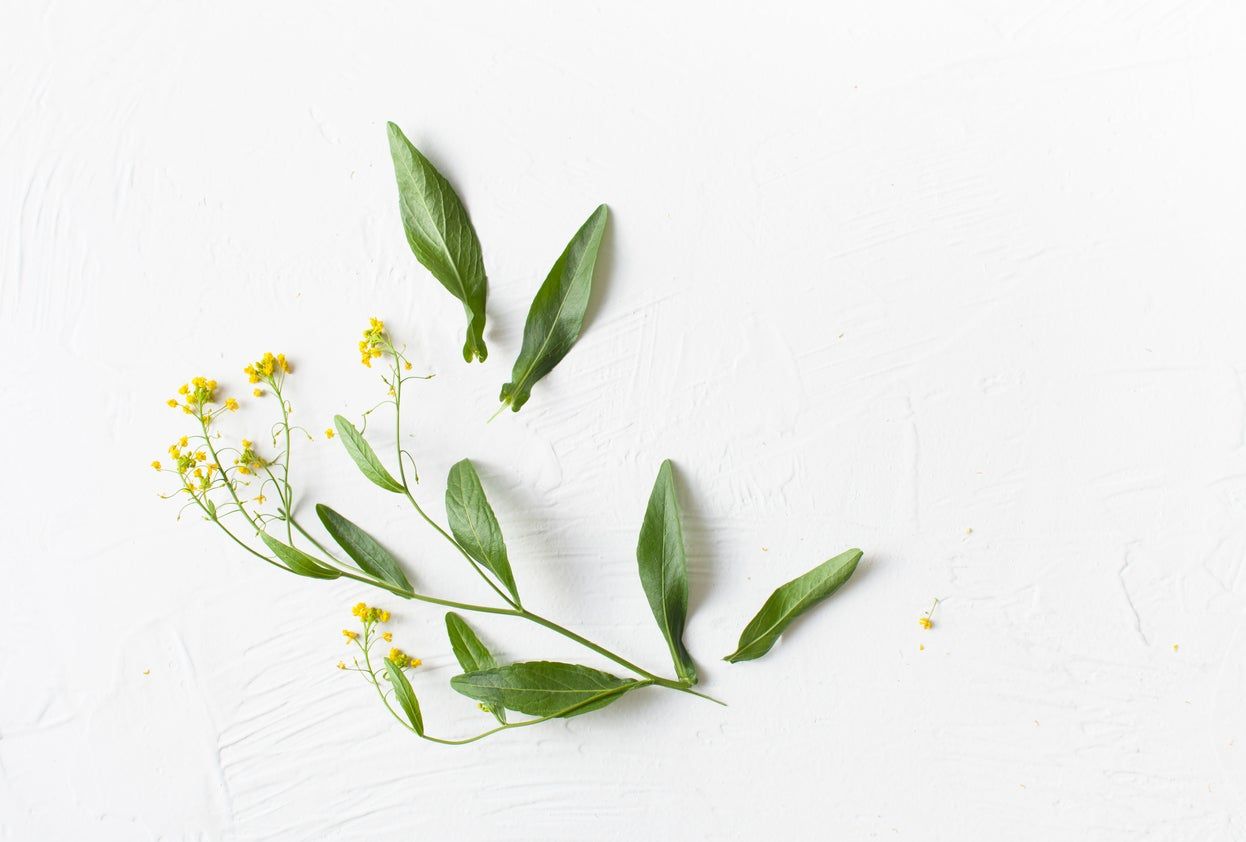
top-left (3, 2), bottom-right (1245, 839)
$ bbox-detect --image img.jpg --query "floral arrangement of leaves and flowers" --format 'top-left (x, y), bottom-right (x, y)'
top-left (154, 123), bottom-right (863, 745)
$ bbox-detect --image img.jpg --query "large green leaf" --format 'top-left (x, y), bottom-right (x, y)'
top-left (387, 122), bottom-right (488, 363)
top-left (499, 204), bottom-right (608, 412)
top-left (724, 548), bottom-right (863, 663)
top-left (383, 657), bottom-right (424, 736)
top-left (445, 459), bottom-right (519, 604)
top-left (635, 460), bottom-right (697, 684)
top-left (450, 661), bottom-right (637, 718)
top-left (333, 415), bottom-right (404, 493)
top-left (445, 612), bottom-right (506, 724)
top-left (259, 533), bottom-right (341, 580)
top-left (315, 504), bottom-right (412, 593)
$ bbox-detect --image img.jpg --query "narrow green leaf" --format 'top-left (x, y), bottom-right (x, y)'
top-left (724, 548), bottom-right (863, 663)
top-left (636, 459), bottom-right (697, 684)
top-left (316, 504), bottom-right (412, 593)
top-left (259, 532), bottom-right (341, 580)
top-left (387, 121), bottom-right (488, 363)
top-left (383, 657), bottom-right (425, 736)
top-left (444, 459), bottom-right (519, 603)
top-left (445, 612), bottom-right (506, 724)
top-left (334, 415), bottom-right (404, 493)
top-left (450, 661), bottom-right (636, 718)
top-left (499, 204), bottom-right (608, 412)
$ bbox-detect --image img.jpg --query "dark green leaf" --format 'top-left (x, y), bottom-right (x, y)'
top-left (724, 548), bottom-right (863, 663)
top-left (383, 657), bottom-right (424, 736)
top-left (445, 612), bottom-right (506, 724)
top-left (259, 533), bottom-right (341, 580)
top-left (445, 459), bottom-right (519, 603)
top-left (316, 504), bottom-right (412, 593)
top-left (450, 661), bottom-right (637, 718)
top-left (636, 460), bottom-right (697, 684)
top-left (499, 204), bottom-right (608, 411)
top-left (334, 415), bottom-right (404, 493)
top-left (387, 122), bottom-right (488, 363)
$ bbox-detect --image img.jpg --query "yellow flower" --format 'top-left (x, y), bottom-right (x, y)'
top-left (378, 609), bottom-right (390, 623)
top-left (151, 461), bottom-right (162, 470)
top-left (324, 428), bottom-right (334, 439)
top-left (408, 657), bottom-right (421, 668)
top-left (254, 494), bottom-right (266, 504)
top-left (241, 439), bottom-right (252, 449)
top-left (351, 602), bottom-right (368, 619)
top-left (167, 399), bottom-right (178, 408)
top-left (177, 384), bottom-right (189, 395)
top-left (253, 388), bottom-right (264, 397)
top-left (381, 631), bottom-right (393, 642)
top-left (277, 353), bottom-right (290, 373)
top-left (336, 661), bottom-right (346, 670)
top-left (225, 398), bottom-right (239, 411)
top-left (195, 451), bottom-right (206, 462)
top-left (404, 361), bottom-right (412, 371)
top-left (342, 629), bottom-right (359, 642)
top-left (179, 436), bottom-right (189, 447)
top-left (918, 616), bottom-right (933, 630)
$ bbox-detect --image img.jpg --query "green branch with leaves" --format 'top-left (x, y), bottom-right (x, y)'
top-left (153, 124), bottom-right (863, 745)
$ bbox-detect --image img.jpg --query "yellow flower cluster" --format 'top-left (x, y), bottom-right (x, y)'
top-left (388, 648), bottom-right (422, 669)
top-left (167, 376), bottom-right (219, 416)
top-left (234, 439), bottom-right (267, 476)
top-left (351, 602), bottom-right (391, 624)
top-left (244, 352), bottom-right (291, 384)
top-left (358, 318), bottom-right (386, 367)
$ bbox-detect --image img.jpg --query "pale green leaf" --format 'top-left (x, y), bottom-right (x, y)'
top-left (383, 657), bottom-right (425, 736)
top-left (334, 415), bottom-right (404, 493)
top-left (450, 661), bottom-right (636, 718)
top-left (259, 533), bottom-right (341, 580)
top-left (445, 459), bottom-right (518, 603)
top-left (724, 548), bottom-right (863, 663)
top-left (499, 204), bottom-right (608, 411)
top-left (316, 504), bottom-right (412, 593)
top-left (387, 122), bottom-right (488, 363)
top-left (445, 612), bottom-right (506, 724)
top-left (636, 459), bottom-right (697, 684)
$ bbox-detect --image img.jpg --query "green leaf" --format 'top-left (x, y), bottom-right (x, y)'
top-left (445, 612), bottom-right (506, 724)
top-left (333, 415), bottom-right (404, 493)
top-left (259, 533), bottom-right (341, 580)
top-left (444, 459), bottom-right (519, 604)
top-left (450, 661), bottom-right (637, 718)
top-left (499, 204), bottom-right (608, 412)
top-left (315, 504), bottom-right (412, 593)
top-left (383, 657), bottom-right (425, 736)
top-left (724, 548), bottom-right (863, 663)
top-left (635, 460), bottom-right (697, 684)
top-left (387, 122), bottom-right (488, 363)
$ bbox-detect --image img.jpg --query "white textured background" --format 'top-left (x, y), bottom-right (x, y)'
top-left (4, 2), bottom-right (1246, 839)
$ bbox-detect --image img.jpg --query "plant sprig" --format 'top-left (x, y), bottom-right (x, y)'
top-left (155, 130), bottom-right (865, 746)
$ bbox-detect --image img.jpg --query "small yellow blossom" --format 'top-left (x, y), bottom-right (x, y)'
top-left (195, 451), bottom-right (206, 462)
top-left (179, 436), bottom-right (189, 447)
top-left (404, 361), bottom-right (412, 371)
top-left (919, 598), bottom-right (940, 630)
top-left (151, 461), bottom-right (162, 471)
top-left (342, 629), bottom-right (359, 642)
top-left (167, 399), bottom-right (178, 408)
top-left (177, 384), bottom-right (189, 395)
top-left (381, 631), bottom-right (393, 642)
top-left (255, 494), bottom-right (266, 505)
top-left (918, 616), bottom-right (933, 630)
top-left (225, 398), bottom-right (239, 411)
top-left (325, 428), bottom-right (334, 439)
top-left (378, 609), bottom-right (390, 623)
top-left (337, 661), bottom-right (346, 670)
top-left (408, 657), bottom-right (421, 668)
top-left (241, 439), bottom-right (252, 449)
top-left (253, 388), bottom-right (264, 397)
